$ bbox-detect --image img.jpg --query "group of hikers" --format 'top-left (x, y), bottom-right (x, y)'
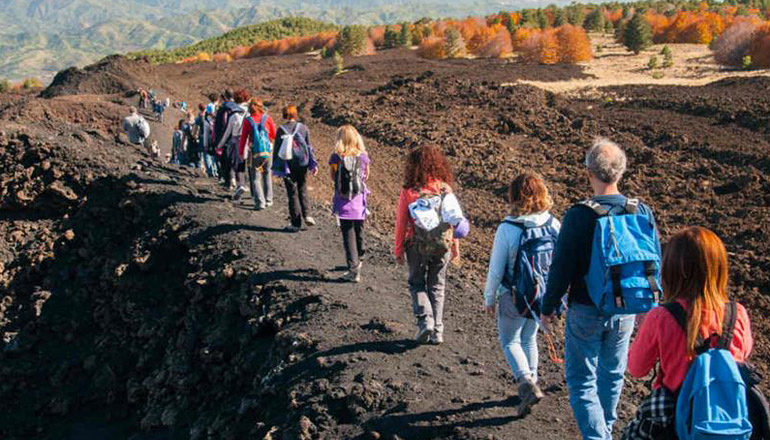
top-left (121, 86), bottom-right (767, 439)
top-left (137, 88), bottom-right (169, 123)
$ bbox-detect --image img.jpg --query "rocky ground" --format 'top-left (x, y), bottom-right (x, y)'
top-left (0, 48), bottom-right (768, 439)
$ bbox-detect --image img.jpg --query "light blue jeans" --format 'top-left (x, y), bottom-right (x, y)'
top-left (203, 153), bottom-right (219, 178)
top-left (565, 303), bottom-right (634, 440)
top-left (498, 292), bottom-right (539, 382)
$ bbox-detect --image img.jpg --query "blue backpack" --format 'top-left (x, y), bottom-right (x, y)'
top-left (664, 302), bottom-right (753, 440)
top-left (247, 114), bottom-right (271, 159)
top-left (502, 216), bottom-right (559, 318)
top-left (582, 198), bottom-right (661, 316)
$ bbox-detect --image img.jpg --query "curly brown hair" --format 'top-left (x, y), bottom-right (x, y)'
top-left (508, 172), bottom-right (553, 216)
top-left (403, 144), bottom-right (454, 190)
top-left (233, 88), bottom-right (250, 104)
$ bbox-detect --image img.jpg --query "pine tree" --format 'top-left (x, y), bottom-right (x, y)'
top-left (536, 9), bottom-right (549, 29)
top-left (521, 9), bottom-right (534, 27)
top-left (398, 22), bottom-right (412, 47)
top-left (444, 28), bottom-right (466, 58)
top-left (337, 25), bottom-right (369, 56)
top-left (604, 19), bottom-right (614, 34)
top-left (384, 25), bottom-right (399, 49)
top-left (0, 79), bottom-right (9, 93)
top-left (584, 8), bottom-right (607, 32)
top-left (554, 9), bottom-right (566, 27)
top-left (623, 12), bottom-right (653, 54)
top-left (567, 5), bottom-right (586, 27)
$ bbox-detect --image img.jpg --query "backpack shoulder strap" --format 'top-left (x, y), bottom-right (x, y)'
top-left (625, 198), bottom-right (640, 214)
top-left (717, 301), bottom-right (738, 350)
top-left (291, 122), bottom-right (301, 136)
top-left (259, 114), bottom-right (268, 130)
top-left (578, 199), bottom-right (609, 216)
top-left (662, 302), bottom-right (688, 334)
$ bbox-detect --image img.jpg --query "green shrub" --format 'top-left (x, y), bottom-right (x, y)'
top-left (663, 47), bottom-right (674, 68)
top-left (604, 20), bottom-right (615, 34)
top-left (22, 78), bottom-right (43, 89)
top-left (661, 45), bottom-right (672, 57)
top-left (334, 51), bottom-right (345, 74)
top-left (652, 71), bottom-right (665, 79)
top-left (742, 55), bottom-right (753, 70)
top-left (399, 22), bottom-right (412, 47)
top-left (648, 55), bottom-right (659, 69)
top-left (384, 25), bottom-right (399, 49)
top-left (0, 79), bottom-right (9, 93)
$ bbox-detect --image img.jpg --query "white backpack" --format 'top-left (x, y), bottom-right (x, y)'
top-left (278, 123), bottom-right (301, 161)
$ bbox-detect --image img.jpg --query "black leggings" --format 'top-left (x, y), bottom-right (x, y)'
top-left (340, 219), bottom-right (365, 269)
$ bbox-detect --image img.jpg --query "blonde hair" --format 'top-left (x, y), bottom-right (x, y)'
top-left (334, 125), bottom-right (366, 157)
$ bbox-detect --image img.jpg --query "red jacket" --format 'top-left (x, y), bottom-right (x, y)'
top-left (238, 112), bottom-right (276, 158)
top-left (628, 299), bottom-right (753, 392)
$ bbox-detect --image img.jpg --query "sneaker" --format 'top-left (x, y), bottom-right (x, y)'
top-left (304, 217), bottom-right (316, 226)
top-left (266, 201), bottom-right (274, 207)
top-left (415, 327), bottom-right (434, 344)
top-left (232, 186), bottom-right (245, 201)
top-left (284, 225), bottom-right (300, 233)
top-left (342, 263), bottom-right (362, 283)
top-left (515, 378), bottom-right (542, 418)
top-left (254, 205), bottom-right (264, 211)
top-left (430, 332), bottom-right (444, 345)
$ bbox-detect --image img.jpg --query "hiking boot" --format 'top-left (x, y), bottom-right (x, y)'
top-left (304, 217), bottom-right (316, 226)
top-left (284, 225), bottom-right (300, 233)
top-left (415, 327), bottom-right (434, 344)
top-left (430, 332), bottom-right (444, 345)
top-left (342, 263), bottom-right (362, 283)
top-left (515, 378), bottom-right (542, 418)
top-left (233, 186), bottom-right (245, 201)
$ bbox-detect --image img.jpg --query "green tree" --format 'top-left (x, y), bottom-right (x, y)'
top-left (604, 20), bottom-right (614, 34)
top-left (398, 22), bottom-right (412, 47)
top-left (742, 55), bottom-right (753, 70)
top-left (567, 5), bottom-right (586, 27)
top-left (337, 25), bottom-right (369, 56)
top-left (444, 28), bottom-right (466, 58)
top-left (584, 8), bottom-right (607, 32)
top-left (536, 9), bottom-right (549, 29)
top-left (383, 25), bottom-right (399, 49)
top-left (521, 9), bottom-right (534, 26)
top-left (662, 45), bottom-right (674, 68)
top-left (623, 12), bottom-right (653, 54)
top-left (554, 9), bottom-right (566, 27)
top-left (0, 79), bottom-right (9, 93)
top-left (648, 55), bottom-right (659, 69)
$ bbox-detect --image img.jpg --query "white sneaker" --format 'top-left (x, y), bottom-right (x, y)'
top-left (304, 217), bottom-right (316, 226)
top-left (232, 186), bottom-right (245, 201)
top-left (415, 327), bottom-right (434, 344)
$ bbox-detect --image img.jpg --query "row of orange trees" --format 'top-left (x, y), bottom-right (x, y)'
top-left (415, 20), bottom-right (592, 64)
top-left (178, 31), bottom-right (340, 64)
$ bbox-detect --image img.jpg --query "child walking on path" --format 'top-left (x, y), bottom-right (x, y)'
top-left (329, 125), bottom-right (370, 283)
top-left (483, 172), bottom-right (560, 417)
top-left (395, 145), bottom-right (469, 345)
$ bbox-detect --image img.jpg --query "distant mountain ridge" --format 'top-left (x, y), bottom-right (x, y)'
top-left (0, 0), bottom-right (568, 82)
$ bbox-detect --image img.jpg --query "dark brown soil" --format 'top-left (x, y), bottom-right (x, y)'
top-left (0, 48), bottom-right (768, 440)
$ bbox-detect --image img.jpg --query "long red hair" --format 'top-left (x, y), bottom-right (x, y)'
top-left (403, 144), bottom-right (454, 190)
top-left (662, 227), bottom-right (729, 356)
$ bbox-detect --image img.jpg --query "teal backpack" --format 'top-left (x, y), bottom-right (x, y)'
top-left (664, 302), bottom-right (753, 440)
top-left (247, 114), bottom-right (271, 159)
top-left (582, 198), bottom-right (662, 315)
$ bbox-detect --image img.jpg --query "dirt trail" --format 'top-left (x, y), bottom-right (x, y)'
top-left (1, 47), bottom-right (769, 439)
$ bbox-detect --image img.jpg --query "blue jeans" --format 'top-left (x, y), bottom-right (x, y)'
top-left (565, 303), bottom-right (634, 440)
top-left (498, 292), bottom-right (539, 382)
top-left (204, 153), bottom-right (218, 178)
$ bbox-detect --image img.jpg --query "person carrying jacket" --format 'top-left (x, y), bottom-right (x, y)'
top-left (395, 144), bottom-right (470, 345)
top-left (239, 98), bottom-right (276, 210)
top-left (272, 105), bottom-right (318, 232)
top-left (329, 125), bottom-right (370, 283)
top-left (216, 89), bottom-right (249, 199)
top-left (483, 172), bottom-right (561, 418)
top-left (623, 226), bottom-right (753, 438)
top-left (540, 138), bottom-right (662, 440)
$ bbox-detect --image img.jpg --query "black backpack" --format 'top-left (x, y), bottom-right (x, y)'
top-left (335, 156), bottom-right (364, 199)
top-left (664, 302), bottom-right (770, 440)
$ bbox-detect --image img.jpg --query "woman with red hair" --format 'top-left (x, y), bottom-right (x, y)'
top-left (394, 144), bottom-right (469, 345)
top-left (624, 227), bottom-right (753, 438)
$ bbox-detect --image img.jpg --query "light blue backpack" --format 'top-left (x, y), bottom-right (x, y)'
top-left (666, 302), bottom-right (753, 440)
top-left (582, 198), bottom-right (661, 315)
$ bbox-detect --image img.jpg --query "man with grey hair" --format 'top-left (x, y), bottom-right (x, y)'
top-left (540, 138), bottom-right (661, 440)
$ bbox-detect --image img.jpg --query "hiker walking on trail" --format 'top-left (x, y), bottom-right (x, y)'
top-left (272, 105), bottom-right (318, 232)
top-left (622, 227), bottom-right (754, 440)
top-left (216, 89), bottom-right (249, 200)
top-left (122, 106), bottom-right (151, 152)
top-left (540, 138), bottom-right (662, 440)
top-left (483, 172), bottom-right (560, 417)
top-left (171, 119), bottom-right (189, 165)
top-left (138, 89), bottom-right (150, 109)
top-left (214, 90), bottom-right (235, 189)
top-left (182, 115), bottom-right (199, 168)
top-left (329, 125), bottom-right (370, 283)
top-left (395, 145), bottom-right (470, 345)
top-left (196, 103), bottom-right (218, 178)
top-left (239, 99), bottom-right (276, 210)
